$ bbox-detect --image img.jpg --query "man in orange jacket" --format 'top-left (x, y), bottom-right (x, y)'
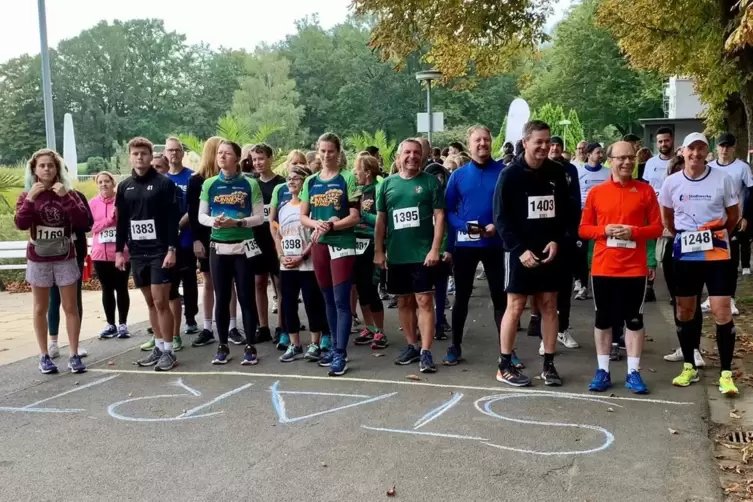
top-left (579, 141), bottom-right (663, 394)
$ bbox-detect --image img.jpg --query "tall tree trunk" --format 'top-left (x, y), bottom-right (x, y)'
top-left (738, 73), bottom-right (753, 162)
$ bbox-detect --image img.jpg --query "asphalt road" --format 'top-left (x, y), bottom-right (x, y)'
top-left (0, 279), bottom-right (721, 502)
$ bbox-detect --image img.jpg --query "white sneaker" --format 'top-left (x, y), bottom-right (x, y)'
top-left (574, 280), bottom-right (583, 293)
top-left (663, 347), bottom-right (683, 362)
top-left (694, 349), bottom-right (705, 368)
top-left (48, 342), bottom-right (60, 359)
top-left (700, 298), bottom-right (711, 313)
top-left (731, 299), bottom-right (740, 316)
top-left (539, 340), bottom-right (545, 356)
top-left (743, 268), bottom-right (751, 276)
top-left (557, 330), bottom-right (580, 348)
top-left (574, 288), bottom-right (587, 301)
top-left (476, 270), bottom-right (486, 280)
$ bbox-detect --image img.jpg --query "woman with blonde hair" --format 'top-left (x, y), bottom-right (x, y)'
top-left (268, 150), bottom-right (309, 226)
top-left (443, 156), bottom-right (460, 173)
top-left (15, 149), bottom-right (90, 374)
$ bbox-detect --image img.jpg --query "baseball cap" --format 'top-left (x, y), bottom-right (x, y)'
top-left (551, 136), bottom-right (564, 146)
top-left (681, 132), bottom-right (709, 148)
top-left (718, 133), bottom-right (736, 146)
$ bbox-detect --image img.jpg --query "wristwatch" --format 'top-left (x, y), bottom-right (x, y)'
top-left (167, 246), bottom-right (176, 253)
top-left (236, 220), bottom-right (244, 228)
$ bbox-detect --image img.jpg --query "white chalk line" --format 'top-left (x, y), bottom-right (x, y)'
top-left (413, 392), bottom-right (464, 429)
top-left (88, 369), bottom-right (696, 406)
top-left (178, 383), bottom-right (253, 418)
top-left (22, 375), bottom-right (119, 409)
top-left (362, 426), bottom-right (491, 442)
top-left (173, 378), bottom-right (201, 397)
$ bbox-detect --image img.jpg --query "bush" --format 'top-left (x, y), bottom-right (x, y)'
top-left (86, 156), bottom-right (110, 174)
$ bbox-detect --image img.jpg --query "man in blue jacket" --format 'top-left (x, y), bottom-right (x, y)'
top-left (442, 125), bottom-right (507, 366)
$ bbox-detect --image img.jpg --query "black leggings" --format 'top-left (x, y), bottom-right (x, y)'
top-left (557, 241), bottom-right (575, 332)
top-left (451, 246), bottom-right (506, 346)
top-left (354, 244), bottom-right (384, 313)
top-left (94, 260), bottom-right (131, 325)
top-left (573, 239), bottom-right (589, 285)
top-left (280, 270), bottom-right (328, 335)
top-left (209, 249), bottom-right (259, 346)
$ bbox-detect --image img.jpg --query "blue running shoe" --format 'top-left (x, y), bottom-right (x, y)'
top-left (442, 345), bottom-right (462, 366)
top-left (240, 345), bottom-right (258, 366)
top-left (38, 354), bottom-right (58, 374)
top-left (116, 324), bottom-right (130, 339)
top-left (419, 350), bottom-right (437, 373)
top-left (588, 369), bottom-right (612, 392)
top-left (320, 334), bottom-right (332, 351)
top-left (67, 354), bottom-right (87, 374)
top-left (318, 349), bottom-right (335, 367)
top-left (328, 351), bottom-right (348, 376)
top-left (212, 345), bottom-right (231, 365)
top-left (511, 350), bottom-right (525, 369)
top-left (99, 325), bottom-right (117, 339)
top-left (625, 370), bottom-right (649, 394)
top-left (276, 333), bottom-right (290, 351)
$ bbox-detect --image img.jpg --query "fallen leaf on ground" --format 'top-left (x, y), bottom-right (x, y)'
top-left (645, 337), bottom-right (654, 342)
top-left (406, 375), bottom-right (421, 381)
top-left (724, 482), bottom-right (741, 494)
top-left (386, 485), bottom-right (396, 497)
top-left (648, 368), bottom-right (656, 373)
top-left (321, 462), bottom-right (327, 467)
top-left (743, 444), bottom-right (753, 464)
top-left (372, 353), bottom-right (385, 357)
top-left (731, 411), bottom-right (742, 419)
top-left (668, 428), bottom-right (678, 435)
top-left (607, 408), bottom-right (614, 413)
top-left (107, 360), bottom-right (115, 366)
top-left (722, 443), bottom-right (743, 450)
top-left (534, 375), bottom-right (542, 380)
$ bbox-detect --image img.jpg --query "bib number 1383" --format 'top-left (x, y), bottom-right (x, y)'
top-left (393, 207), bottom-right (420, 230)
top-left (528, 196), bottom-right (555, 219)
top-left (130, 219), bottom-right (156, 240)
top-left (680, 230), bottom-right (712, 253)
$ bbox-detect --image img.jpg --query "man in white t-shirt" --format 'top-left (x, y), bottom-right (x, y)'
top-left (572, 140), bottom-right (588, 169)
top-left (643, 127), bottom-right (674, 195)
top-left (658, 132), bottom-right (740, 396)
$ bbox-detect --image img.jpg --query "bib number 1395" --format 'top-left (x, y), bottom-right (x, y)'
top-left (528, 196), bottom-right (555, 219)
top-left (393, 207), bottom-right (420, 230)
top-left (680, 230), bottom-right (712, 253)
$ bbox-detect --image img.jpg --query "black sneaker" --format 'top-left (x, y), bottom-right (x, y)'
top-left (527, 315), bottom-right (541, 337)
top-left (256, 326), bottom-right (273, 343)
top-left (644, 287), bottom-right (656, 303)
top-left (228, 328), bottom-right (245, 345)
top-left (379, 285), bottom-right (390, 300)
top-left (394, 345), bottom-right (421, 365)
top-left (192, 329), bottom-right (216, 347)
top-left (541, 363), bottom-right (562, 386)
top-left (442, 315), bottom-right (451, 333)
top-left (496, 365), bottom-right (531, 387)
top-left (609, 343), bottom-right (621, 361)
top-left (387, 297), bottom-right (398, 309)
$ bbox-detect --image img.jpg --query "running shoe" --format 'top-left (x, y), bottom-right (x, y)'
top-left (476, 269), bottom-right (486, 280)
top-left (557, 330), bottom-right (580, 348)
top-left (276, 333), bottom-right (290, 351)
top-left (701, 298), bottom-right (711, 313)
top-left (272, 296), bottom-right (279, 314)
top-left (137, 347), bottom-right (162, 367)
top-left (663, 347), bottom-right (683, 362)
top-left (618, 335), bottom-right (626, 350)
top-left (588, 369), bottom-right (612, 392)
top-left (609, 343), bottom-right (621, 361)
top-left (304, 344), bottom-right (322, 361)
top-left (443, 345), bottom-right (462, 366)
top-left (625, 370), bottom-right (649, 394)
top-left (67, 354), bottom-right (87, 374)
top-left (732, 299), bottom-right (740, 316)
top-left (140, 336), bottom-right (156, 351)
top-left (541, 362), bottom-right (562, 386)
top-left (644, 287), bottom-right (656, 303)
top-left (320, 334), bottom-right (332, 351)
top-left (99, 325), bottom-right (117, 339)
top-left (38, 354), bottom-right (58, 374)
top-left (155, 351), bottom-right (177, 372)
top-left (672, 363), bottom-right (699, 387)
top-left (511, 350), bottom-right (525, 369)
top-left (48, 342), bottom-right (60, 359)
top-left (527, 315), bottom-right (541, 337)
top-left (379, 284), bottom-right (390, 300)
top-left (212, 345), bottom-right (231, 365)
top-left (719, 370), bottom-right (739, 396)
top-left (387, 297), bottom-right (398, 309)
top-left (117, 324), bottom-right (130, 339)
top-left (256, 326), bottom-right (273, 343)
top-left (419, 350), bottom-right (437, 373)
top-left (280, 345), bottom-right (303, 362)
top-left (192, 329), bottom-right (216, 347)
top-left (354, 328), bottom-right (375, 345)
top-left (273, 327), bottom-right (283, 344)
top-left (371, 331), bottom-right (389, 349)
top-left (240, 345), bottom-right (259, 366)
top-left (433, 323), bottom-right (448, 341)
top-left (447, 276), bottom-right (455, 295)
top-left (184, 322), bottom-right (199, 335)
top-left (328, 351), bottom-right (348, 376)
top-left (574, 284), bottom-right (588, 301)
top-left (743, 268), bottom-right (751, 276)
top-left (496, 365), bottom-right (531, 387)
top-left (573, 279), bottom-right (583, 293)
top-left (318, 350), bottom-right (335, 367)
top-left (172, 335), bottom-right (184, 352)
top-left (442, 314), bottom-right (451, 332)
top-left (395, 345), bottom-right (421, 365)
top-left (352, 314), bottom-right (362, 330)
top-left (695, 349), bottom-right (705, 368)
top-left (78, 347), bottom-right (88, 357)
top-left (228, 328), bottom-right (245, 346)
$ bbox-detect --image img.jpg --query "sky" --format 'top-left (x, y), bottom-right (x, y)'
top-left (0, 0), bottom-right (574, 64)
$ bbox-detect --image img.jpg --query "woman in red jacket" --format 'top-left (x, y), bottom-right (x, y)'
top-left (15, 149), bottom-right (90, 374)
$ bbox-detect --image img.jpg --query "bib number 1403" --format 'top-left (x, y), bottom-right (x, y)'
top-left (681, 230), bottom-right (713, 253)
top-left (528, 196), bottom-right (555, 219)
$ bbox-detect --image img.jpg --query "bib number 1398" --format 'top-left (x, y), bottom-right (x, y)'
top-left (393, 207), bottom-right (420, 230)
top-left (528, 196), bottom-right (555, 219)
top-left (680, 230), bottom-right (712, 253)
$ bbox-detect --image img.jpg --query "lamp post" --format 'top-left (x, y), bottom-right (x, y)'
top-left (37, 0), bottom-right (56, 151)
top-left (558, 119), bottom-right (571, 151)
top-left (415, 70), bottom-right (443, 144)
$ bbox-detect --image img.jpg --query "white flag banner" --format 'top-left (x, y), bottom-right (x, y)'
top-left (63, 113), bottom-right (78, 181)
top-left (504, 98), bottom-right (531, 147)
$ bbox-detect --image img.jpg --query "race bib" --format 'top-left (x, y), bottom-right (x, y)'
top-left (606, 237), bottom-right (636, 249)
top-left (329, 245), bottom-right (356, 260)
top-left (36, 226), bottom-right (65, 240)
top-left (528, 196), bottom-right (555, 219)
top-left (98, 227), bottom-right (116, 244)
top-left (356, 238), bottom-right (370, 255)
top-left (243, 238), bottom-right (262, 258)
top-left (282, 235), bottom-right (304, 257)
top-left (263, 204), bottom-right (271, 222)
top-left (457, 220), bottom-right (480, 243)
top-left (680, 230), bottom-right (713, 253)
top-left (393, 207), bottom-right (420, 230)
top-left (130, 219), bottom-right (156, 241)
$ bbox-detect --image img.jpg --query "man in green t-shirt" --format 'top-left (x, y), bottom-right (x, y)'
top-left (375, 138), bottom-right (445, 373)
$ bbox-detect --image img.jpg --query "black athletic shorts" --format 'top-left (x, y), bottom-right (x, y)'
top-left (168, 247), bottom-right (195, 300)
top-left (387, 262), bottom-right (436, 296)
top-left (254, 226), bottom-right (280, 276)
top-left (504, 251), bottom-right (561, 295)
top-left (591, 276), bottom-right (646, 330)
top-left (131, 254), bottom-right (176, 289)
top-left (673, 259), bottom-right (733, 298)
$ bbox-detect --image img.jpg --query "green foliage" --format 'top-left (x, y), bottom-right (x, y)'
top-left (345, 130), bottom-right (398, 168)
top-left (530, 104), bottom-right (585, 151)
top-left (86, 156), bottom-right (110, 174)
top-left (0, 168), bottom-right (24, 214)
top-left (174, 116), bottom-right (283, 156)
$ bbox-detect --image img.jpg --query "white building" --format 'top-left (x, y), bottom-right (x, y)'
top-left (640, 77), bottom-right (706, 152)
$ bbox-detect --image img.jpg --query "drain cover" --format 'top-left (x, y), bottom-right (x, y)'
top-left (726, 431), bottom-right (753, 443)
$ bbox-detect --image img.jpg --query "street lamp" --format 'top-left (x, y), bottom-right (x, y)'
top-left (37, 0), bottom-right (56, 150)
top-left (558, 119), bottom-right (571, 151)
top-left (415, 70), bottom-right (443, 144)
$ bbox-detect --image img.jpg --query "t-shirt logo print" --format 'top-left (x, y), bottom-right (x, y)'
top-left (311, 189), bottom-right (343, 210)
top-left (40, 203), bottom-right (63, 225)
top-left (214, 191), bottom-right (248, 206)
top-left (415, 186), bottom-right (423, 194)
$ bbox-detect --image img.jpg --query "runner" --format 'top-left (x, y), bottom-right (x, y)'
top-left (300, 133), bottom-right (360, 376)
top-left (199, 140), bottom-right (264, 365)
top-left (15, 149), bottom-right (90, 374)
top-left (115, 137), bottom-right (181, 372)
top-left (90, 171), bottom-right (131, 340)
top-left (572, 140), bottom-right (588, 169)
top-left (579, 141), bottom-right (663, 394)
top-left (272, 164), bottom-right (329, 362)
top-left (442, 125), bottom-right (506, 366)
top-left (494, 120), bottom-right (569, 387)
top-left (658, 133), bottom-right (740, 395)
top-left (375, 138), bottom-right (446, 373)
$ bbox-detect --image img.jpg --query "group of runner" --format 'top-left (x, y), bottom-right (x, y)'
top-left (15, 119), bottom-right (750, 395)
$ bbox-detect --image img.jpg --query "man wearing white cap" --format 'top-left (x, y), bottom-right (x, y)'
top-left (658, 132), bottom-right (741, 395)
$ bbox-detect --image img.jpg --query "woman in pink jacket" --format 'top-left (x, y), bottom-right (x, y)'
top-left (89, 171), bottom-right (131, 339)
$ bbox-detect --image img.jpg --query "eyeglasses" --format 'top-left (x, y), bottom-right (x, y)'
top-left (609, 155), bottom-right (637, 163)
top-left (287, 176), bottom-right (304, 182)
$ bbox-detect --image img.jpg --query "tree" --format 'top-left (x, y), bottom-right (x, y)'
top-left (530, 104), bottom-right (586, 149)
top-left (174, 115), bottom-right (282, 156)
top-left (85, 156), bottom-right (110, 174)
top-left (346, 129), bottom-right (398, 167)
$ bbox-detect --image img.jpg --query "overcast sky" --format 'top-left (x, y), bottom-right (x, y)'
top-left (0, 0), bottom-right (573, 64)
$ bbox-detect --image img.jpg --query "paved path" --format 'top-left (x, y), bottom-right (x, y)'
top-left (0, 280), bottom-right (721, 501)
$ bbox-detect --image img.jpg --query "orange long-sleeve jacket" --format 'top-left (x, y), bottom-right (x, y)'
top-left (579, 177), bottom-right (663, 277)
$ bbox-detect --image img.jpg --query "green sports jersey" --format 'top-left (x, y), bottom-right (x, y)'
top-left (200, 173), bottom-right (262, 242)
top-left (376, 172), bottom-right (445, 265)
top-left (300, 170), bottom-right (358, 249)
top-left (355, 181), bottom-right (378, 238)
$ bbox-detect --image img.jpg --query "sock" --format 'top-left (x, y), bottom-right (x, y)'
top-left (677, 320), bottom-right (697, 368)
top-left (163, 342), bottom-right (173, 353)
top-left (716, 321), bottom-right (736, 371)
top-left (204, 319), bottom-right (212, 331)
top-left (156, 339), bottom-right (164, 351)
top-left (421, 348), bottom-right (430, 354)
top-left (49, 339), bottom-right (58, 347)
top-left (543, 353), bottom-right (554, 366)
top-left (413, 342), bottom-right (422, 351)
top-left (229, 318), bottom-right (237, 330)
top-left (499, 353), bottom-right (512, 370)
top-left (627, 356), bottom-right (640, 374)
top-left (368, 325), bottom-right (378, 333)
top-left (597, 355), bottom-right (610, 372)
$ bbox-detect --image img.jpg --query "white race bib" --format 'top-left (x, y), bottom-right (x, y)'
top-left (243, 238), bottom-right (262, 258)
top-left (527, 195), bottom-right (555, 219)
top-left (680, 230), bottom-right (713, 253)
top-left (356, 238), bottom-right (370, 255)
top-left (457, 220), bottom-right (480, 243)
top-left (263, 204), bottom-right (271, 222)
top-left (98, 227), bottom-right (117, 244)
top-left (329, 245), bottom-right (356, 260)
top-left (130, 219), bottom-right (156, 241)
top-left (36, 226), bottom-right (65, 240)
top-left (282, 235), bottom-right (304, 257)
top-left (606, 237), bottom-right (637, 249)
top-left (393, 207), bottom-right (420, 230)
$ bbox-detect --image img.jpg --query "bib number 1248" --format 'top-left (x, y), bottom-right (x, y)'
top-left (680, 230), bottom-right (712, 253)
